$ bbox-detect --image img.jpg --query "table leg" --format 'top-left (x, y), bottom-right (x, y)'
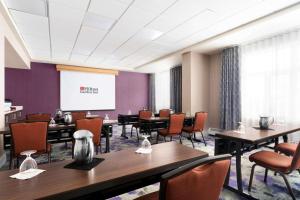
top-left (235, 141), bottom-right (243, 192)
top-left (105, 126), bottom-right (110, 153)
top-left (121, 124), bottom-right (128, 139)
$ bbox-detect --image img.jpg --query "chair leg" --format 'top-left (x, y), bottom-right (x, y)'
top-left (9, 152), bottom-right (13, 169)
top-left (248, 164), bottom-right (257, 192)
top-left (200, 131), bottom-right (206, 146)
top-left (170, 136), bottom-right (173, 141)
top-left (96, 145), bottom-right (99, 155)
top-left (190, 135), bottom-right (195, 148)
top-left (156, 134), bottom-right (159, 144)
top-left (99, 144), bottom-right (102, 154)
top-left (179, 135), bottom-right (182, 144)
top-left (65, 141), bottom-right (68, 149)
top-left (137, 128), bottom-right (140, 143)
top-left (298, 169), bottom-right (300, 175)
top-left (164, 136), bottom-right (166, 142)
top-left (264, 168), bottom-right (268, 182)
top-left (16, 157), bottom-right (20, 168)
top-left (130, 126), bottom-right (133, 137)
top-left (278, 172), bottom-right (296, 200)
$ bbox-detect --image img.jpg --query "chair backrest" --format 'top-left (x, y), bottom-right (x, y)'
top-left (159, 154), bottom-right (231, 200)
top-left (71, 112), bottom-right (86, 123)
top-left (193, 112), bottom-right (208, 132)
top-left (26, 113), bottom-right (51, 122)
top-left (290, 141), bottom-right (300, 171)
top-left (159, 109), bottom-right (170, 118)
top-left (76, 118), bottom-right (103, 145)
top-left (139, 110), bottom-right (152, 119)
top-left (168, 113), bottom-right (185, 135)
top-left (10, 122), bottom-right (48, 156)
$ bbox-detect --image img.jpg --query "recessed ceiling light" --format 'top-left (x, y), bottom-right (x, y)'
top-left (5, 0), bottom-right (48, 17)
top-left (83, 12), bottom-right (115, 30)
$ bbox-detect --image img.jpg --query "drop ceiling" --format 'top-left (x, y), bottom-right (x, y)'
top-left (2, 0), bottom-right (300, 71)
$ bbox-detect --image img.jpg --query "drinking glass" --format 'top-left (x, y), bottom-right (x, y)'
top-left (19, 150), bottom-right (38, 172)
top-left (141, 135), bottom-right (151, 150)
top-left (237, 122), bottom-right (246, 134)
top-left (87, 111), bottom-right (91, 116)
top-left (104, 114), bottom-right (109, 120)
top-left (49, 117), bottom-right (55, 125)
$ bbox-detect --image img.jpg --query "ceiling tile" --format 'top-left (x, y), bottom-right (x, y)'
top-left (73, 26), bottom-right (106, 55)
top-left (5, 0), bottom-right (47, 16)
top-left (83, 12), bottom-right (115, 30)
top-left (70, 53), bottom-right (88, 62)
top-left (132, 0), bottom-right (177, 14)
top-left (50, 0), bottom-right (89, 10)
top-left (89, 0), bottom-right (130, 19)
top-left (90, 6), bottom-right (156, 57)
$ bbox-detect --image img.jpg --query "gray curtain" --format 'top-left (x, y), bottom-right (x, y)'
top-left (170, 66), bottom-right (182, 113)
top-left (148, 74), bottom-right (156, 112)
top-left (220, 46), bottom-right (241, 130)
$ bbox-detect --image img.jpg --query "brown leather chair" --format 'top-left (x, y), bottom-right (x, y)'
top-left (182, 112), bottom-right (208, 148)
top-left (131, 110), bottom-right (152, 142)
top-left (159, 109), bottom-right (170, 118)
top-left (276, 142), bottom-right (297, 156)
top-left (76, 118), bottom-right (104, 154)
top-left (156, 113), bottom-right (185, 144)
top-left (9, 121), bottom-right (51, 169)
top-left (26, 113), bottom-right (51, 122)
top-left (248, 142), bottom-right (300, 200)
top-left (71, 111), bottom-right (86, 123)
top-left (135, 154), bottom-right (231, 200)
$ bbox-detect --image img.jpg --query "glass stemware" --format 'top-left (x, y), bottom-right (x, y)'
top-left (49, 117), bottom-right (56, 125)
top-left (237, 122), bottom-right (246, 134)
top-left (141, 135), bottom-right (151, 150)
top-left (19, 150), bottom-right (38, 172)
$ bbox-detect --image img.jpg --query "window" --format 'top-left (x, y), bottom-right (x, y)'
top-left (155, 70), bottom-right (170, 112)
top-left (241, 30), bottom-right (300, 125)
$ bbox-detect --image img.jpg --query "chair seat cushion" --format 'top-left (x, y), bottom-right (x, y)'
top-left (275, 143), bottom-right (297, 156)
top-left (249, 150), bottom-right (292, 173)
top-left (134, 192), bottom-right (158, 200)
top-left (182, 126), bottom-right (194, 133)
top-left (158, 129), bottom-right (168, 136)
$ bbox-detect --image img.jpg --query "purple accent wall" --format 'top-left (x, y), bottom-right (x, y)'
top-left (5, 62), bottom-right (149, 119)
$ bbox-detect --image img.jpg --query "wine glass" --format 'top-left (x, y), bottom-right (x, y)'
top-left (237, 122), bottom-right (246, 134)
top-left (141, 135), bottom-right (151, 150)
top-left (19, 150), bottom-right (38, 172)
top-left (49, 117), bottom-right (56, 126)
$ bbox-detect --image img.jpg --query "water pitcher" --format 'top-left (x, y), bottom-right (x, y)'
top-left (73, 130), bottom-right (94, 164)
top-left (259, 116), bottom-right (274, 129)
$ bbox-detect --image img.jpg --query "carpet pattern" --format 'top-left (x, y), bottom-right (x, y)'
top-left (1, 125), bottom-right (299, 200)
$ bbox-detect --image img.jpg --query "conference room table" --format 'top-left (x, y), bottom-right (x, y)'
top-left (0, 142), bottom-right (208, 200)
top-left (0, 120), bottom-right (118, 153)
top-left (215, 124), bottom-right (300, 196)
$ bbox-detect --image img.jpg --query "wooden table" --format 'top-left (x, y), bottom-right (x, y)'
top-left (215, 124), bottom-right (300, 194)
top-left (0, 120), bottom-right (118, 153)
top-left (0, 142), bottom-right (208, 200)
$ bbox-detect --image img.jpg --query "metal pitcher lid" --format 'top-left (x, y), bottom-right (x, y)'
top-left (73, 130), bottom-right (93, 139)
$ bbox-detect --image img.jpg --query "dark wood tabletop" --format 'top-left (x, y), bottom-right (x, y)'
top-left (0, 142), bottom-right (208, 200)
top-left (140, 116), bottom-right (194, 122)
top-left (0, 120), bottom-right (118, 135)
top-left (216, 124), bottom-right (300, 144)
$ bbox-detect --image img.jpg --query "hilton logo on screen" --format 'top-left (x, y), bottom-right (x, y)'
top-left (80, 86), bottom-right (99, 94)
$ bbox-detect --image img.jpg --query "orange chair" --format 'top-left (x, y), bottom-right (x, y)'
top-left (135, 154), bottom-right (231, 200)
top-left (182, 112), bottom-right (208, 148)
top-left (248, 142), bottom-right (300, 199)
top-left (159, 109), bottom-right (170, 118)
top-left (131, 110), bottom-right (152, 142)
top-left (156, 113), bottom-right (185, 143)
top-left (276, 142), bottom-right (297, 156)
top-left (71, 111), bottom-right (86, 123)
top-left (26, 113), bottom-right (51, 122)
top-left (76, 118), bottom-right (104, 154)
top-left (9, 121), bottom-right (51, 169)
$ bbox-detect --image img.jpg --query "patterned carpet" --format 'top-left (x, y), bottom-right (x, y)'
top-left (1, 126), bottom-right (299, 200)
